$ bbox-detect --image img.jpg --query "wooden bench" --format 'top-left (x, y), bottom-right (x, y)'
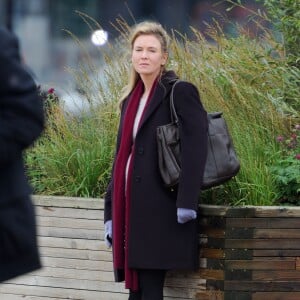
top-left (3, 196), bottom-right (298, 299)
top-left (0, 196), bottom-right (206, 299)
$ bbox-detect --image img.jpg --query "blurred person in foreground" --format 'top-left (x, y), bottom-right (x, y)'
top-left (0, 26), bottom-right (44, 282)
top-left (104, 21), bottom-right (208, 299)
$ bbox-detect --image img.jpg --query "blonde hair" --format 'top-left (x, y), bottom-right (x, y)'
top-left (120, 21), bottom-right (170, 104)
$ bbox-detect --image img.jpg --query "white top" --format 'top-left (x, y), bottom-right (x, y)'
top-left (132, 95), bottom-right (148, 139)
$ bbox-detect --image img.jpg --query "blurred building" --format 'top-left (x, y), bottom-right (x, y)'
top-left (0, 0), bottom-right (265, 91)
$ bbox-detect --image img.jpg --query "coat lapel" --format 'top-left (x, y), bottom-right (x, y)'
top-left (138, 72), bottom-right (177, 132)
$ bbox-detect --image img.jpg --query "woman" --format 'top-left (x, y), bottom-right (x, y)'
top-left (104, 21), bottom-right (208, 299)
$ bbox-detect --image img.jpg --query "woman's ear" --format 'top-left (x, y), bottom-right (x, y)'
top-left (161, 52), bottom-right (168, 66)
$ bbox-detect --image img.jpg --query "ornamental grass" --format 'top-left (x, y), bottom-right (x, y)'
top-left (26, 16), bottom-right (299, 205)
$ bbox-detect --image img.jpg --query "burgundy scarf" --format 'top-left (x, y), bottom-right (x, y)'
top-left (112, 79), bottom-right (157, 291)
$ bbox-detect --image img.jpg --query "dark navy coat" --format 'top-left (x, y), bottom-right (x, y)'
top-left (0, 27), bottom-right (44, 282)
top-left (105, 71), bottom-right (208, 275)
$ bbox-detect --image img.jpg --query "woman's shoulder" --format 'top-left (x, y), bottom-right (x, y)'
top-left (171, 78), bottom-right (203, 110)
top-left (174, 79), bottom-right (199, 94)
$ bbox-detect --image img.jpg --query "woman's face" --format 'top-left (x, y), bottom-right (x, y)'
top-left (131, 34), bottom-right (167, 79)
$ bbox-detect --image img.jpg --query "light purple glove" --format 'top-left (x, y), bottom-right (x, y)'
top-left (177, 208), bottom-right (197, 224)
top-left (104, 220), bottom-right (112, 248)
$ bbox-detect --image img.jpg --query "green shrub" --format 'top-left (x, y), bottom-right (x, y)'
top-left (26, 92), bottom-right (119, 197)
top-left (260, 0), bottom-right (300, 68)
top-left (26, 17), bottom-right (299, 205)
top-left (270, 124), bottom-right (300, 205)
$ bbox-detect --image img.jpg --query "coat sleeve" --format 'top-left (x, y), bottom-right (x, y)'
top-left (0, 28), bottom-right (44, 166)
top-left (173, 81), bottom-right (208, 211)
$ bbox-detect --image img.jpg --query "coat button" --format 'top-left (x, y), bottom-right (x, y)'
top-left (137, 147), bottom-right (144, 155)
top-left (135, 176), bottom-right (141, 182)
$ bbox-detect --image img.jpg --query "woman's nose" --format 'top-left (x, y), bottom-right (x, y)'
top-left (141, 50), bottom-right (148, 58)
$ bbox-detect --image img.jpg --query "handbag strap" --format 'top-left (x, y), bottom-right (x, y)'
top-left (170, 80), bottom-right (181, 124)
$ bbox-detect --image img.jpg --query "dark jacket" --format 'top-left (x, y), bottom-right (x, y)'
top-left (105, 71), bottom-right (208, 274)
top-left (0, 27), bottom-right (44, 282)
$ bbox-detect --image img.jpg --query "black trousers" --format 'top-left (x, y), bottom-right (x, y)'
top-left (128, 269), bottom-right (167, 300)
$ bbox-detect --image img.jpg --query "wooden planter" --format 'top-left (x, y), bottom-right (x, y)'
top-left (3, 196), bottom-right (300, 299)
top-left (198, 204), bottom-right (300, 300)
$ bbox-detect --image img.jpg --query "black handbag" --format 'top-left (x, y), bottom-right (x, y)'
top-left (156, 80), bottom-right (240, 189)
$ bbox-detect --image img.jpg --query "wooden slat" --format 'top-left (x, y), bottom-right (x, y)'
top-left (0, 284), bottom-right (128, 300)
top-left (37, 216), bottom-right (103, 230)
top-left (227, 217), bottom-right (300, 229)
top-left (199, 226), bottom-right (225, 238)
top-left (38, 226), bottom-right (101, 240)
top-left (39, 246), bottom-right (111, 261)
top-left (165, 276), bottom-right (205, 289)
top-left (6, 276), bottom-right (128, 293)
top-left (253, 229), bottom-right (300, 239)
top-left (225, 239), bottom-right (300, 249)
top-left (0, 295), bottom-right (61, 300)
top-left (40, 256), bottom-right (113, 271)
top-left (30, 266), bottom-right (115, 281)
top-left (163, 286), bottom-right (201, 299)
top-left (225, 280), bottom-right (300, 291)
top-left (253, 207), bottom-right (300, 218)
top-left (253, 270), bottom-right (300, 281)
top-left (199, 205), bottom-right (228, 217)
top-left (198, 268), bottom-right (224, 280)
top-left (199, 216), bottom-right (226, 228)
top-left (225, 258), bottom-right (296, 270)
top-left (38, 236), bottom-right (104, 250)
top-left (33, 195), bottom-right (104, 209)
top-left (252, 292), bottom-right (300, 300)
top-left (199, 204), bottom-right (300, 218)
top-left (36, 205), bottom-right (104, 220)
top-left (225, 249), bottom-right (253, 260)
top-left (195, 290), bottom-right (224, 300)
top-left (201, 248), bottom-right (225, 259)
top-left (253, 249), bottom-right (300, 257)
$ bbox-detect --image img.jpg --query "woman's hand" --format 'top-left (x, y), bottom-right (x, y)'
top-left (177, 208), bottom-right (197, 224)
top-left (104, 220), bottom-right (112, 248)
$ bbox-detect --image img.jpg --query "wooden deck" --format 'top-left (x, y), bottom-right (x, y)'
top-left (0, 196), bottom-right (206, 300)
